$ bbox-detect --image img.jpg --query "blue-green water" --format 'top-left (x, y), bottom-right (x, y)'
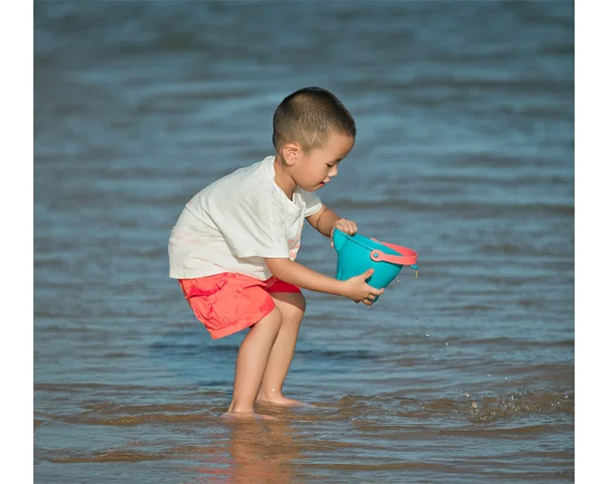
top-left (35, 1), bottom-right (574, 482)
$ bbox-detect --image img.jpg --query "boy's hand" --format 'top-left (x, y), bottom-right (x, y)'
top-left (330, 218), bottom-right (358, 247)
top-left (342, 268), bottom-right (384, 305)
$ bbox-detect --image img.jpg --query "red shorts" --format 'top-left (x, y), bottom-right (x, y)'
top-left (178, 273), bottom-right (301, 339)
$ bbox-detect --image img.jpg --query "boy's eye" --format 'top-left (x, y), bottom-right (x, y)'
top-left (326, 164), bottom-right (334, 168)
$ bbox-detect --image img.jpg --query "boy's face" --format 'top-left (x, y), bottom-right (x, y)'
top-left (292, 132), bottom-right (355, 192)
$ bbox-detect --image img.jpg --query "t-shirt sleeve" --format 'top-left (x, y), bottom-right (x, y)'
top-left (206, 190), bottom-right (290, 259)
top-left (299, 189), bottom-right (323, 217)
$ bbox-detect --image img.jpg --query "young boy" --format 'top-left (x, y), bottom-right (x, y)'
top-left (168, 87), bottom-right (383, 419)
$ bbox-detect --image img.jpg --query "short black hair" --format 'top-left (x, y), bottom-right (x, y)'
top-left (272, 87), bottom-right (356, 152)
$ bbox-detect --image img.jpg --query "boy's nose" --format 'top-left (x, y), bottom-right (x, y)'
top-left (329, 166), bottom-right (339, 177)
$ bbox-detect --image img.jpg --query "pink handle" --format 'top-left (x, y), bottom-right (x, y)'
top-left (370, 239), bottom-right (418, 265)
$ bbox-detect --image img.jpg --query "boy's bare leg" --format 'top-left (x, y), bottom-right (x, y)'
top-left (256, 292), bottom-right (310, 407)
top-left (225, 307), bottom-right (282, 419)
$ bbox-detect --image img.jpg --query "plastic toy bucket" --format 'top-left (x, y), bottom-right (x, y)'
top-left (333, 229), bottom-right (417, 290)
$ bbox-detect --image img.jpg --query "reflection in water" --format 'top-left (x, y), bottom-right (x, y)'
top-left (228, 419), bottom-right (300, 484)
top-left (187, 418), bottom-right (300, 484)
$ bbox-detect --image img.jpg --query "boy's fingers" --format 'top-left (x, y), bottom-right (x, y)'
top-left (335, 219), bottom-right (357, 235)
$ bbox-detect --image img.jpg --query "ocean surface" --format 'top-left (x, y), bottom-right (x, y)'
top-left (34, 1), bottom-right (574, 482)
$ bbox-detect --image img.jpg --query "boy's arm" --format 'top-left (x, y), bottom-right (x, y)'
top-left (306, 205), bottom-right (357, 239)
top-left (264, 258), bottom-right (383, 304)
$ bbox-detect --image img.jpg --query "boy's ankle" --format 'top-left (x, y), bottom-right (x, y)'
top-left (228, 400), bottom-right (255, 414)
top-left (257, 388), bottom-right (282, 401)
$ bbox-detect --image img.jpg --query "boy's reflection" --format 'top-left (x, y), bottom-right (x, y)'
top-left (189, 415), bottom-right (301, 483)
top-left (227, 417), bottom-right (300, 483)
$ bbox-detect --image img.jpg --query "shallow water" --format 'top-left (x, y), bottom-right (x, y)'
top-left (35, 1), bottom-right (573, 482)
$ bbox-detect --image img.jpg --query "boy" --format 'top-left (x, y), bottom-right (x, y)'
top-left (168, 87), bottom-right (383, 419)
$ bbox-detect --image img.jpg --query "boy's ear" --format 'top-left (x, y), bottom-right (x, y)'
top-left (281, 142), bottom-right (300, 166)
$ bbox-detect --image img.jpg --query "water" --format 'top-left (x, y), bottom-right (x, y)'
top-left (34, 1), bottom-right (574, 482)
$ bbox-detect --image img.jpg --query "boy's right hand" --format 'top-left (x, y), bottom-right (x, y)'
top-left (342, 269), bottom-right (384, 305)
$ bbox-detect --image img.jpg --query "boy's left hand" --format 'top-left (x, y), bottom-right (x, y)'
top-left (331, 218), bottom-right (357, 247)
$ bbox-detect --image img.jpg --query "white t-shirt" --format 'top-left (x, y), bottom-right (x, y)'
top-left (168, 156), bottom-right (323, 280)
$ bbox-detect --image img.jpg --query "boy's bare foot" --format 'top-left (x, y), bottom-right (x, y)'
top-left (221, 411), bottom-right (278, 421)
top-left (256, 394), bottom-right (313, 408)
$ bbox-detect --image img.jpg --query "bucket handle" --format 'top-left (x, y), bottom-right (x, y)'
top-left (369, 239), bottom-right (418, 265)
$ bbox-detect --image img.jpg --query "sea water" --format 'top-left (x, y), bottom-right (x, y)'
top-left (35, 1), bottom-right (573, 482)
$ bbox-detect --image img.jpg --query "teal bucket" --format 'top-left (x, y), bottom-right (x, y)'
top-left (333, 229), bottom-right (418, 291)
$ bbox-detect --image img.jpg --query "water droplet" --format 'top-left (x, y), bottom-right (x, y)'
top-left (425, 332), bottom-right (430, 337)
top-left (472, 401), bottom-right (478, 409)
top-left (487, 373), bottom-right (492, 377)
top-left (504, 377), bottom-right (508, 380)
top-left (445, 342), bottom-right (448, 346)
top-left (465, 392), bottom-right (470, 398)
